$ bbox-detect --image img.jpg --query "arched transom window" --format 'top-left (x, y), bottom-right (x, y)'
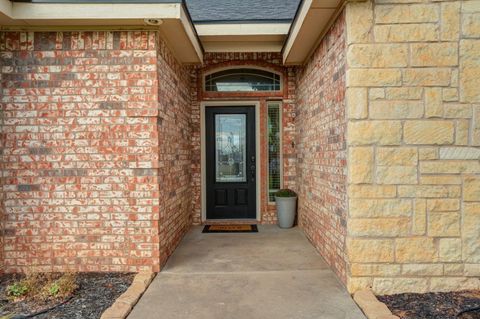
top-left (204, 68), bottom-right (281, 92)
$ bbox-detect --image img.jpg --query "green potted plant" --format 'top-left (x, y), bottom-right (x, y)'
top-left (274, 189), bottom-right (297, 228)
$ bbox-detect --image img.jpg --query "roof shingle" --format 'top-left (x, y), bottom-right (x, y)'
top-left (185, 0), bottom-right (301, 23)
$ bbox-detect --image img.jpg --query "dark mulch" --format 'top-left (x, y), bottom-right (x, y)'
top-left (0, 273), bottom-right (134, 319)
top-left (378, 290), bottom-right (480, 319)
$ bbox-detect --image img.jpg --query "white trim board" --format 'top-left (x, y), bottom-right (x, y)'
top-left (200, 101), bottom-right (261, 222)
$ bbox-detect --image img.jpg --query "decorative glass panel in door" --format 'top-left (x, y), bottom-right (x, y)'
top-left (215, 114), bottom-right (246, 183)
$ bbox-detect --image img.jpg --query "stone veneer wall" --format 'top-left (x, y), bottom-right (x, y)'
top-left (345, 0), bottom-right (480, 294)
top-left (190, 52), bottom-right (297, 224)
top-left (156, 37), bottom-right (193, 266)
top-left (296, 12), bottom-right (348, 283)
top-left (0, 31), bottom-right (193, 272)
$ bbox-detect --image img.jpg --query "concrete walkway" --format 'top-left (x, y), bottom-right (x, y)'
top-left (128, 226), bottom-right (365, 319)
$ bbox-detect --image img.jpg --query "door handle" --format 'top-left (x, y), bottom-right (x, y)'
top-left (250, 165), bottom-right (256, 181)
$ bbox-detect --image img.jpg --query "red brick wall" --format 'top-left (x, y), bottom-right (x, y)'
top-left (0, 31), bottom-right (193, 272)
top-left (295, 13), bottom-right (348, 283)
top-left (0, 112), bottom-right (4, 271)
top-left (156, 37), bottom-right (193, 266)
top-left (191, 52), bottom-right (296, 224)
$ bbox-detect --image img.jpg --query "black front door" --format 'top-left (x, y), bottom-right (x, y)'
top-left (206, 106), bottom-right (256, 219)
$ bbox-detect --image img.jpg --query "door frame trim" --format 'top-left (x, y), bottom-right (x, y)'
top-left (200, 101), bottom-right (261, 222)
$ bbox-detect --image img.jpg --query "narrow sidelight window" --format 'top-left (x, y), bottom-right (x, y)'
top-left (267, 102), bottom-right (282, 202)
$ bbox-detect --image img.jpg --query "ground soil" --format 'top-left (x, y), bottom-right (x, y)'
top-left (378, 290), bottom-right (480, 319)
top-left (0, 273), bottom-right (134, 319)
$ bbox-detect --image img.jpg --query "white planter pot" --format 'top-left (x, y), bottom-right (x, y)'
top-left (275, 196), bottom-right (297, 228)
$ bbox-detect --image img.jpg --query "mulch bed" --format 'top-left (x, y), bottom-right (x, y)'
top-left (378, 290), bottom-right (480, 319)
top-left (0, 273), bottom-right (134, 319)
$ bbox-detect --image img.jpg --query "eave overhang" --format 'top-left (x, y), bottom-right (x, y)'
top-left (195, 22), bottom-right (291, 53)
top-left (282, 0), bottom-right (345, 65)
top-left (0, 0), bottom-right (203, 64)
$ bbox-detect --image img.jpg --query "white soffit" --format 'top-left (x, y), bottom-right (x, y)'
top-left (0, 2), bottom-right (203, 64)
top-left (196, 22), bottom-right (290, 53)
top-left (283, 0), bottom-right (343, 65)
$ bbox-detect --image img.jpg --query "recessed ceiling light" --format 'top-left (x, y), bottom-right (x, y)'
top-left (144, 19), bottom-right (163, 26)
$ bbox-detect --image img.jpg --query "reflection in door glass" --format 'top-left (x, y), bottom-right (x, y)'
top-left (215, 114), bottom-right (246, 182)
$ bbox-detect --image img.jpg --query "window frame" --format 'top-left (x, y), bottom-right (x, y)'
top-left (203, 66), bottom-right (283, 94)
top-left (266, 101), bottom-right (283, 204)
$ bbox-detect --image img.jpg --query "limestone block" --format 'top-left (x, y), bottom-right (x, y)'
top-left (463, 203), bottom-right (480, 263)
top-left (463, 1), bottom-right (480, 13)
top-left (420, 160), bottom-right (480, 174)
top-left (349, 147), bottom-right (374, 183)
top-left (451, 68), bottom-right (459, 87)
top-left (375, 4), bottom-right (439, 24)
top-left (412, 199), bottom-right (427, 235)
top-left (443, 88), bottom-right (459, 102)
top-left (386, 87), bottom-right (423, 100)
top-left (402, 264), bottom-right (443, 276)
top-left (373, 278), bottom-right (429, 294)
top-left (374, 24), bottom-right (439, 42)
top-left (420, 175), bottom-right (462, 185)
top-left (464, 264), bottom-right (480, 276)
top-left (464, 175), bottom-right (480, 201)
top-left (444, 264), bottom-right (464, 275)
top-left (398, 185), bottom-right (452, 198)
top-left (370, 88), bottom-right (386, 100)
top-left (348, 185), bottom-right (397, 198)
top-left (456, 120), bottom-right (470, 145)
top-left (349, 121), bottom-right (402, 145)
top-left (347, 88), bottom-right (368, 119)
top-left (444, 104), bottom-right (472, 118)
top-left (349, 218), bottom-right (410, 237)
top-left (404, 120), bottom-right (454, 145)
top-left (425, 88), bottom-right (444, 118)
top-left (377, 147), bottom-right (418, 166)
top-left (427, 199), bottom-right (460, 211)
top-left (462, 13), bottom-right (480, 38)
top-left (376, 165), bottom-right (418, 184)
top-left (403, 68), bottom-right (451, 86)
top-left (430, 277), bottom-right (480, 292)
top-left (347, 69), bottom-right (402, 87)
top-left (460, 40), bottom-right (480, 103)
top-left (347, 238), bottom-right (395, 262)
top-left (428, 211), bottom-right (460, 236)
top-left (439, 238), bottom-right (462, 262)
top-left (351, 263), bottom-right (401, 277)
top-left (411, 42), bottom-right (458, 67)
top-left (462, 0), bottom-right (480, 13)
top-left (441, 2), bottom-right (460, 41)
top-left (474, 130), bottom-right (480, 146)
top-left (348, 44), bottom-right (408, 68)
top-left (395, 237), bottom-right (438, 262)
top-left (346, 1), bottom-right (373, 44)
top-left (349, 198), bottom-right (412, 218)
top-left (439, 147), bottom-right (480, 160)
top-left (419, 147), bottom-right (438, 160)
top-left (370, 100), bottom-right (423, 119)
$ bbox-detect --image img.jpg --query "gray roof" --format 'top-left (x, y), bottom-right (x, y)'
top-left (185, 0), bottom-right (301, 23)
top-left (10, 0), bottom-right (301, 23)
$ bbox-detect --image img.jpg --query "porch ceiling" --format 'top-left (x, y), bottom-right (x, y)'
top-left (0, 0), bottom-right (203, 64)
top-left (195, 22), bottom-right (290, 53)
